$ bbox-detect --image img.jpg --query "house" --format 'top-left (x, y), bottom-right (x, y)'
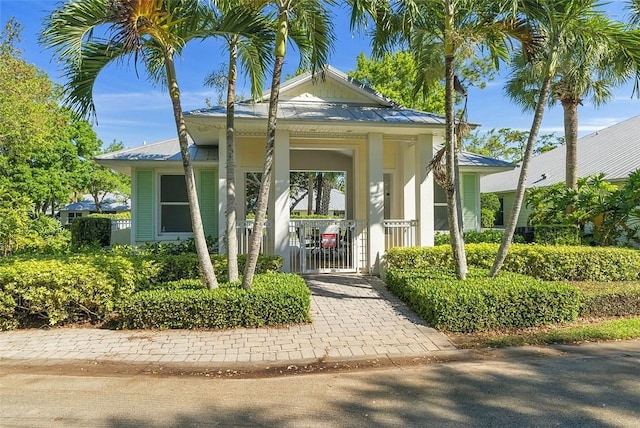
top-left (97, 66), bottom-right (513, 274)
top-left (291, 188), bottom-right (346, 218)
top-left (59, 194), bottom-right (130, 226)
top-left (481, 115), bottom-right (640, 228)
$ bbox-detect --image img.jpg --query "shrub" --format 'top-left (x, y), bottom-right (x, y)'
top-left (385, 244), bottom-right (640, 282)
top-left (70, 217), bottom-right (111, 249)
top-left (0, 253), bottom-right (149, 329)
top-left (578, 282), bottom-right (640, 318)
top-left (145, 253), bottom-right (283, 285)
top-left (434, 230), bottom-right (524, 246)
top-left (116, 273), bottom-right (311, 329)
top-left (385, 267), bottom-right (581, 332)
top-left (534, 225), bottom-right (581, 245)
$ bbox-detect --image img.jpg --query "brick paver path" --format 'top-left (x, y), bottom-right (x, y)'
top-left (0, 275), bottom-right (454, 365)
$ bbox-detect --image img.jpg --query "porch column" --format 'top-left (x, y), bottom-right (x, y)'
top-left (402, 142), bottom-right (416, 220)
top-left (368, 133), bottom-right (384, 274)
top-left (217, 128), bottom-right (227, 253)
top-left (416, 134), bottom-right (435, 246)
top-left (270, 129), bottom-right (291, 271)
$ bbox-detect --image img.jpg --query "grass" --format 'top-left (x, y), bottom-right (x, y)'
top-left (450, 317), bottom-right (640, 349)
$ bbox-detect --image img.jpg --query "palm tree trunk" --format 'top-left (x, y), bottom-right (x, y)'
top-left (444, 1), bottom-right (467, 280)
top-left (307, 173), bottom-right (314, 215)
top-left (226, 37), bottom-right (239, 282)
top-left (165, 50), bottom-right (218, 289)
top-left (314, 172), bottom-right (323, 215)
top-left (321, 176), bottom-right (331, 215)
top-left (563, 100), bottom-right (579, 190)
top-left (490, 75), bottom-right (552, 277)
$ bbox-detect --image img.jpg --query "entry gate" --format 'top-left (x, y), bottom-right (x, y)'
top-left (289, 219), bottom-right (366, 274)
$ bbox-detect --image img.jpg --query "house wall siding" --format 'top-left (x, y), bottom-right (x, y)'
top-left (135, 169), bottom-right (155, 241)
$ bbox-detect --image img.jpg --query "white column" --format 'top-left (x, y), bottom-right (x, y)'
top-left (403, 142), bottom-right (416, 220)
top-left (368, 133), bottom-right (385, 274)
top-left (271, 129), bottom-right (291, 271)
top-left (416, 134), bottom-right (435, 246)
top-left (217, 128), bottom-right (227, 253)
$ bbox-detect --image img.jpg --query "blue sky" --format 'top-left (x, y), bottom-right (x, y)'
top-left (2, 0), bottom-right (639, 148)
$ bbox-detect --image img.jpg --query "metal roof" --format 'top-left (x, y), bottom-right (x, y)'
top-left (186, 102), bottom-right (446, 126)
top-left (481, 115), bottom-right (640, 193)
top-left (95, 138), bottom-right (218, 163)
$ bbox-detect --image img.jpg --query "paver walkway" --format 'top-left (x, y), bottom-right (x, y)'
top-left (0, 275), bottom-right (454, 366)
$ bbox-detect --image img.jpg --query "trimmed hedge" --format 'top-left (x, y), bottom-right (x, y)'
top-left (0, 252), bottom-right (283, 330)
top-left (578, 282), bottom-right (640, 318)
top-left (0, 253), bottom-right (148, 328)
top-left (385, 267), bottom-right (581, 332)
top-left (385, 244), bottom-right (640, 282)
top-left (116, 273), bottom-right (311, 329)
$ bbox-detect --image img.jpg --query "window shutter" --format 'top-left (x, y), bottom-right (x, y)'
top-left (462, 174), bottom-right (478, 231)
top-left (198, 169), bottom-right (218, 238)
top-left (135, 169), bottom-right (154, 241)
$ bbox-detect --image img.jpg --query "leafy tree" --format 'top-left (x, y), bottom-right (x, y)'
top-left (492, 0), bottom-right (640, 276)
top-left (85, 142), bottom-right (131, 213)
top-left (41, 0), bottom-right (230, 289)
top-left (480, 192), bottom-right (500, 228)
top-left (241, 0), bottom-right (335, 288)
top-left (464, 128), bottom-right (563, 163)
top-left (348, 51), bottom-right (445, 114)
top-left (350, 0), bottom-right (536, 279)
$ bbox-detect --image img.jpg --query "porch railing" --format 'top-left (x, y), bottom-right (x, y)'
top-left (111, 219), bottom-right (132, 231)
top-left (383, 219), bottom-right (418, 250)
top-left (236, 220), bottom-right (274, 255)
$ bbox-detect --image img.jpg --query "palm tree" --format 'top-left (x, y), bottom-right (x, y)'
top-left (205, 1), bottom-right (272, 283)
top-left (506, 13), bottom-right (637, 191)
top-left (349, 0), bottom-right (535, 279)
top-left (491, 0), bottom-right (640, 276)
top-left (42, 0), bottom-right (269, 289)
top-left (241, 0), bottom-right (335, 288)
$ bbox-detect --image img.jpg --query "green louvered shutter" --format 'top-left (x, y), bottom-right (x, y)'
top-left (135, 169), bottom-right (154, 241)
top-left (462, 174), bottom-right (478, 231)
top-left (199, 169), bottom-right (218, 238)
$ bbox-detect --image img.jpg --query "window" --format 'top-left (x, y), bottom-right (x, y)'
top-left (160, 175), bottom-right (192, 233)
top-left (434, 182), bottom-right (449, 230)
top-left (66, 212), bottom-right (82, 225)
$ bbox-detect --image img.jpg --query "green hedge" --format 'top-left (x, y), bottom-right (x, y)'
top-left (0, 253), bottom-right (148, 328)
top-left (0, 252), bottom-right (283, 330)
top-left (579, 282), bottom-right (640, 318)
top-left (70, 217), bottom-right (112, 249)
top-left (385, 268), bottom-right (581, 332)
top-left (143, 253), bottom-right (283, 285)
top-left (385, 244), bottom-right (640, 282)
top-left (116, 273), bottom-right (311, 329)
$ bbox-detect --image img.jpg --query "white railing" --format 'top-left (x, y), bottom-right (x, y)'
top-left (383, 219), bottom-right (418, 250)
top-left (111, 219), bottom-right (132, 231)
top-left (236, 219), bottom-right (274, 255)
top-left (289, 219), bottom-right (366, 273)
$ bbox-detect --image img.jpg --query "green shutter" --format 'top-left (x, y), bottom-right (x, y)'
top-left (135, 169), bottom-right (154, 241)
top-left (462, 174), bottom-right (478, 231)
top-left (198, 169), bottom-right (218, 238)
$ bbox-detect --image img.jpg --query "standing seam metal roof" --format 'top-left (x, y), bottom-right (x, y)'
top-left (481, 115), bottom-right (640, 193)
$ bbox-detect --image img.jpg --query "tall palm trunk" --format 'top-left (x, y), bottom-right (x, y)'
top-left (562, 99), bottom-right (579, 190)
top-left (164, 50), bottom-right (218, 289)
top-left (314, 172), bottom-right (323, 214)
top-left (226, 37), bottom-right (239, 282)
top-left (320, 176), bottom-right (331, 215)
top-left (490, 75), bottom-right (553, 277)
top-left (444, 1), bottom-right (467, 280)
top-left (306, 173), bottom-right (314, 215)
top-left (242, 10), bottom-right (288, 289)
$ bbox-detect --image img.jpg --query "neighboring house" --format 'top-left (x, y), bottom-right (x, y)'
top-left (481, 115), bottom-right (640, 228)
top-left (59, 194), bottom-right (131, 226)
top-left (97, 66), bottom-right (512, 274)
top-left (291, 188), bottom-right (346, 218)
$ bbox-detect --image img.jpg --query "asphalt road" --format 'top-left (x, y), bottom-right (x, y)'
top-left (1, 342), bottom-right (639, 427)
